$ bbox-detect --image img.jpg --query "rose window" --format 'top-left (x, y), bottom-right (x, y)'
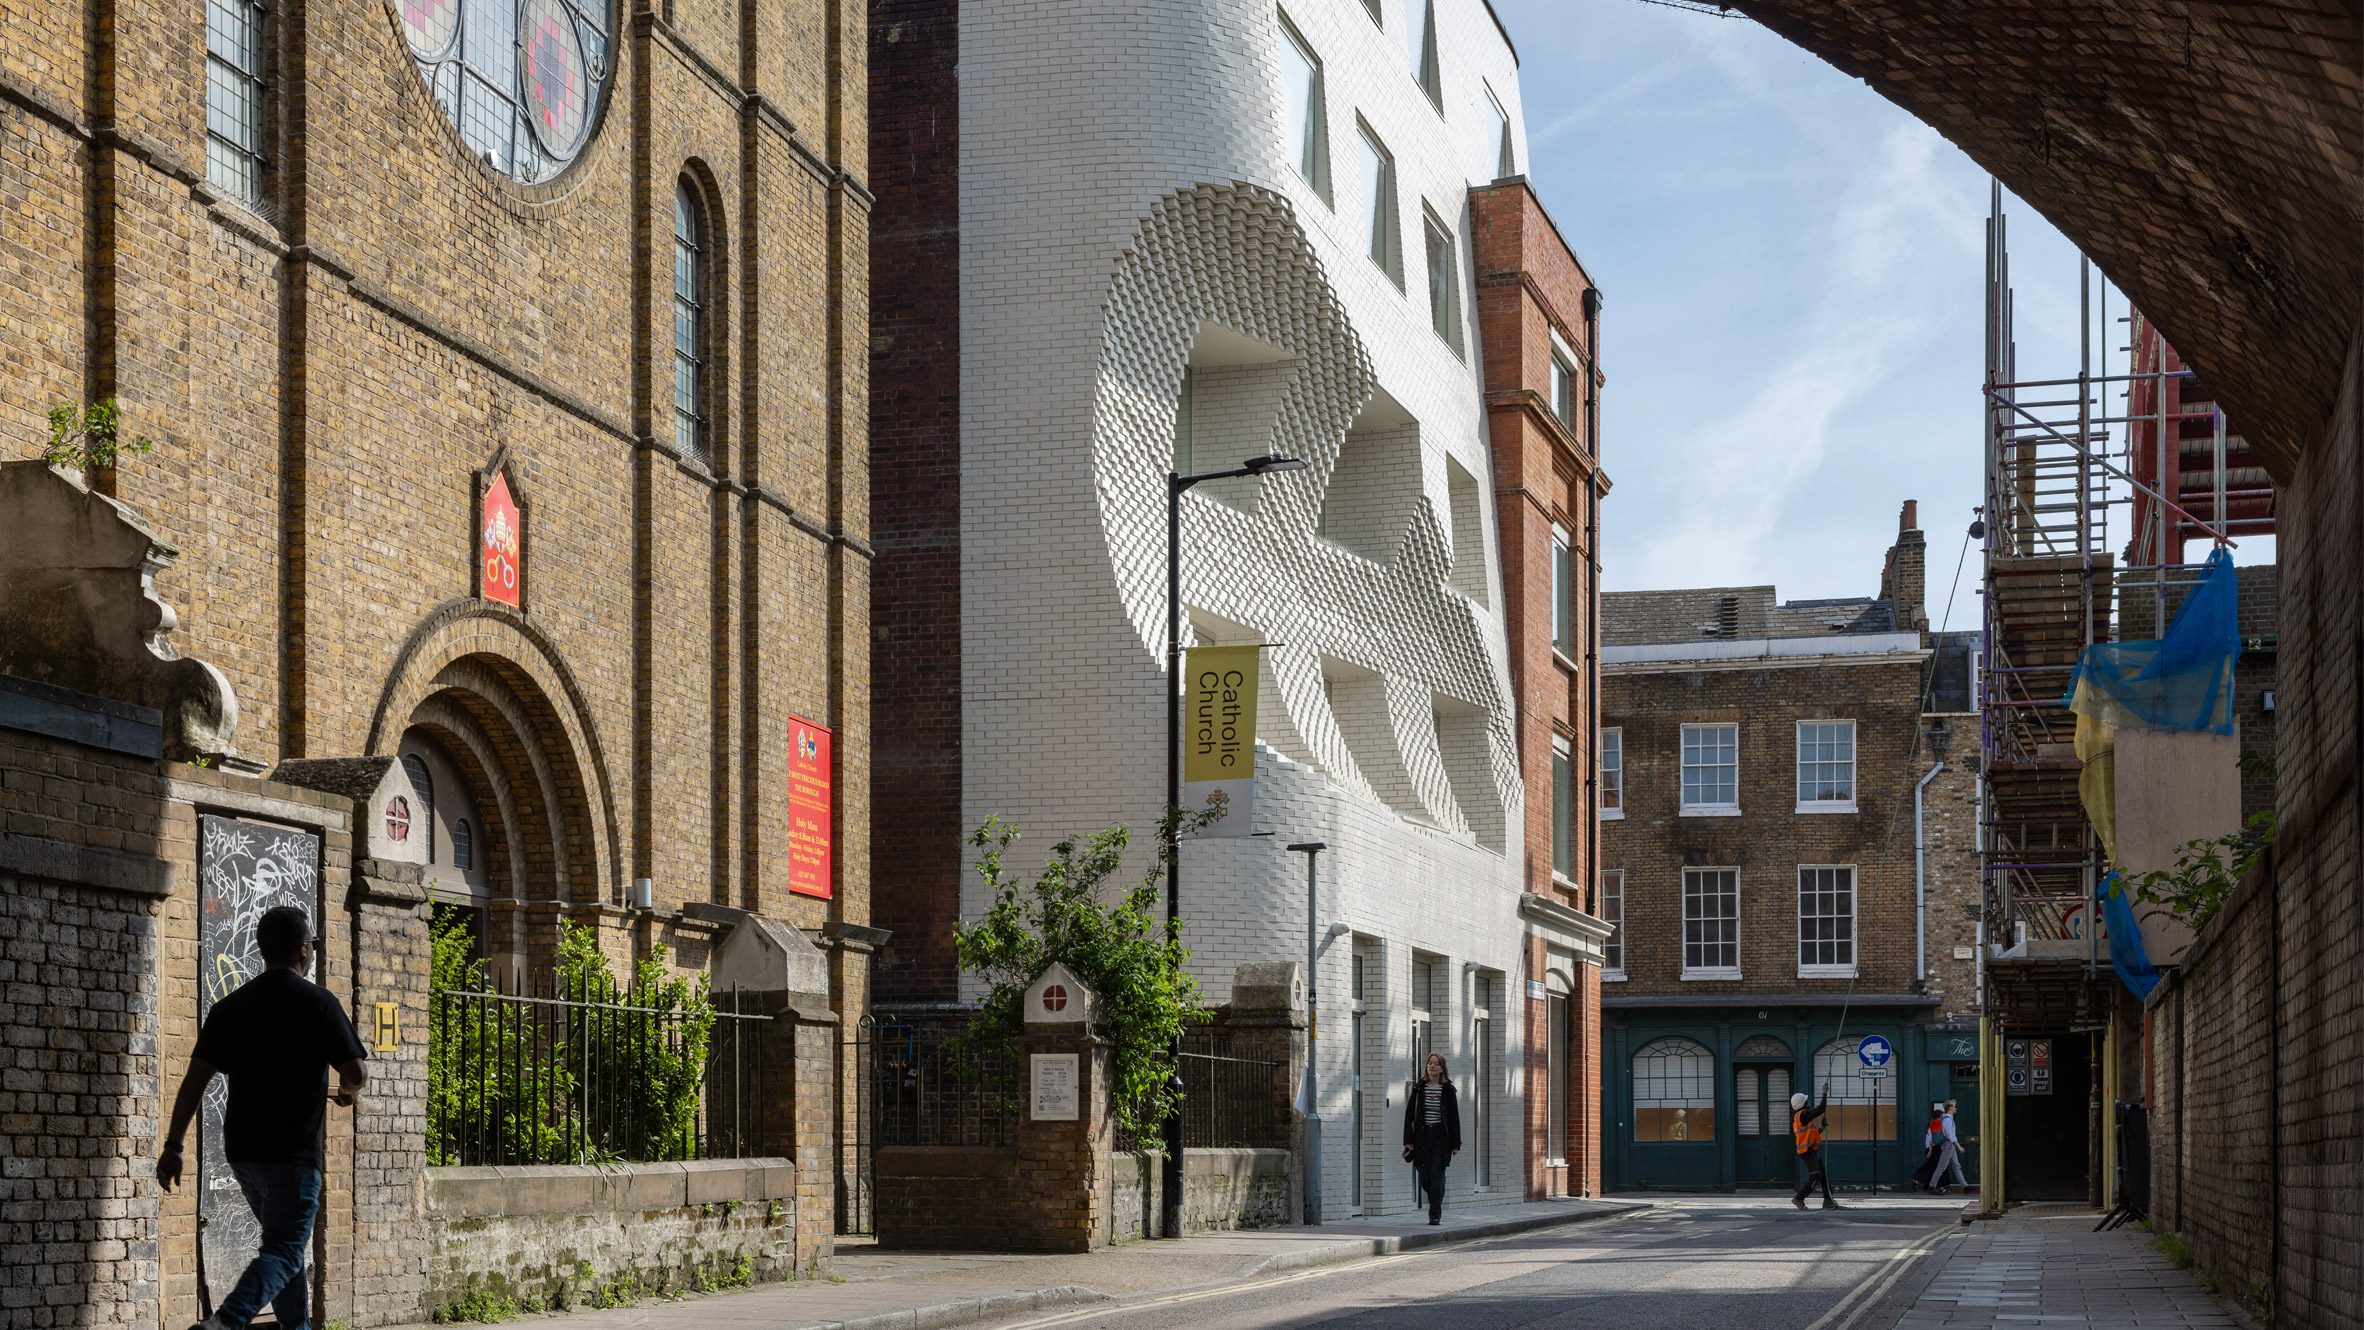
top-left (399, 0), bottom-right (610, 183)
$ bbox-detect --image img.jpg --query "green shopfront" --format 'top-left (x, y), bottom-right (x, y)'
top-left (1605, 1004), bottom-right (1981, 1191)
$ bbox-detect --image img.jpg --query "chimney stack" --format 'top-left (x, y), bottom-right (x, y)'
top-left (1882, 500), bottom-right (1929, 635)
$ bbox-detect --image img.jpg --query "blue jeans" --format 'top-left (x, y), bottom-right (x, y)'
top-left (218, 1163), bottom-right (320, 1330)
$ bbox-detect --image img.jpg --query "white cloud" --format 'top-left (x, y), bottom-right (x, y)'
top-left (1624, 122), bottom-right (1982, 591)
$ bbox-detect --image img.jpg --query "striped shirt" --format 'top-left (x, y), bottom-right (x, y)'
top-left (1421, 1083), bottom-right (1444, 1126)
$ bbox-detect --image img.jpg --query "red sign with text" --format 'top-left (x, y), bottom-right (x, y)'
top-left (787, 716), bottom-right (834, 899)
top-left (480, 473), bottom-right (522, 608)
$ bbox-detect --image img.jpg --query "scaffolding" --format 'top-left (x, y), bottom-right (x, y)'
top-left (1974, 181), bottom-right (2248, 1029)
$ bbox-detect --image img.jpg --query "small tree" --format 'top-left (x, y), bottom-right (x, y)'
top-left (954, 814), bottom-right (1210, 1148)
top-left (43, 398), bottom-right (153, 472)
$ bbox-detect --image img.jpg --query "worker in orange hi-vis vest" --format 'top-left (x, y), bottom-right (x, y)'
top-left (1791, 1091), bottom-right (1843, 1211)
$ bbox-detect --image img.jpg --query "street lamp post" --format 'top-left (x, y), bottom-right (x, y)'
top-left (1287, 841), bottom-right (1326, 1225)
top-left (1161, 451), bottom-right (1305, 1240)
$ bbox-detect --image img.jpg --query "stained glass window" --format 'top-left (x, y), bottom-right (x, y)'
top-left (404, 0), bottom-right (611, 183)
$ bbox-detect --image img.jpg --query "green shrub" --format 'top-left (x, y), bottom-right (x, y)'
top-left (434, 1279), bottom-right (518, 1324)
top-left (954, 814), bottom-right (1212, 1148)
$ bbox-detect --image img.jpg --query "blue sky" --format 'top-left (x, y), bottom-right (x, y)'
top-left (1492, 0), bottom-right (2128, 630)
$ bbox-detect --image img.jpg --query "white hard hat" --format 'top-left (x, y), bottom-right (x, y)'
top-left (1791, 1092), bottom-right (1809, 1111)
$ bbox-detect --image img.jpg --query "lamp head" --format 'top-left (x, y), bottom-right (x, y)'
top-left (1242, 452), bottom-right (1307, 476)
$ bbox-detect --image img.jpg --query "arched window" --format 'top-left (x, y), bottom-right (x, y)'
top-left (1633, 1038), bottom-right (1715, 1142)
top-left (400, 753), bottom-right (437, 860)
top-left (1734, 1034), bottom-right (1791, 1060)
top-left (1813, 1037), bottom-right (1899, 1141)
top-left (672, 180), bottom-right (709, 462)
top-left (453, 818), bottom-right (473, 872)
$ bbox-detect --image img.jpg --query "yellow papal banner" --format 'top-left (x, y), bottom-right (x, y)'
top-left (1182, 644), bottom-right (1260, 837)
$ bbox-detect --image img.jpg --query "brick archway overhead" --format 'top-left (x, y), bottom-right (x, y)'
top-left (1733, 1), bottom-right (2362, 475)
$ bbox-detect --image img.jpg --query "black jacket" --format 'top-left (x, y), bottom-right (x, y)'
top-left (1402, 1079), bottom-right (1462, 1153)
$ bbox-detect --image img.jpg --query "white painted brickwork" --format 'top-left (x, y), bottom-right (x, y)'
top-left (960, 0), bottom-right (1533, 1217)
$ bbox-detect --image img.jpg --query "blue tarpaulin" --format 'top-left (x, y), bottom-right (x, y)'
top-left (2099, 871), bottom-right (2161, 999)
top-left (2063, 547), bottom-right (2242, 735)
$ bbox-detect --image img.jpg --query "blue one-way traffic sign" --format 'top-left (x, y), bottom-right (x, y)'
top-left (1857, 1035), bottom-right (1894, 1069)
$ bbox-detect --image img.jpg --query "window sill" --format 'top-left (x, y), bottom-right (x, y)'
top-left (1797, 966), bottom-right (1858, 980)
top-left (1552, 648), bottom-right (1581, 673)
top-left (1795, 802), bottom-right (1858, 815)
top-left (1599, 807), bottom-right (1625, 821)
top-left (1679, 806), bottom-right (1742, 818)
top-left (1680, 968), bottom-right (1742, 982)
top-left (1602, 969), bottom-right (1626, 982)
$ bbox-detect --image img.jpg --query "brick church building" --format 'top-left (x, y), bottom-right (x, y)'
top-left (0, 0), bottom-right (870, 1318)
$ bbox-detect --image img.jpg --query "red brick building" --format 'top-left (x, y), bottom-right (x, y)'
top-left (1469, 180), bottom-right (1612, 1199)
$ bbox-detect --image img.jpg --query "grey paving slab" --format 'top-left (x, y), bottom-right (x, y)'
top-left (1886, 1211), bottom-right (2256, 1330)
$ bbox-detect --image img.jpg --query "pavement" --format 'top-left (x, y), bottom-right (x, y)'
top-left (1890, 1207), bottom-right (2256, 1329)
top-left (432, 1196), bottom-right (1641, 1330)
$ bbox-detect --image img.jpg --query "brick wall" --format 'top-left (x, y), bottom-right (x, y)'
top-left (866, 0), bottom-right (964, 1004)
top-left (0, 870), bottom-right (165, 1330)
top-left (1109, 1149), bottom-right (1295, 1237)
top-left (873, 1147), bottom-right (1019, 1249)
top-left (1602, 652), bottom-right (1936, 996)
top-left (2148, 324), bottom-right (2362, 1330)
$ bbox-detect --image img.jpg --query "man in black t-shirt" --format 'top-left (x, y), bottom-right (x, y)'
top-left (159, 906), bottom-right (368, 1330)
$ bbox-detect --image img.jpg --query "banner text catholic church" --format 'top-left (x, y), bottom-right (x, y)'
top-left (1182, 644), bottom-right (1260, 837)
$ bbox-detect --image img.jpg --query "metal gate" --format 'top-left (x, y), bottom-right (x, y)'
top-left (837, 1013), bottom-right (875, 1235)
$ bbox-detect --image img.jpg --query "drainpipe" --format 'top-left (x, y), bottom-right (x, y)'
top-left (1580, 285), bottom-right (1602, 915)
top-left (1915, 759), bottom-right (1944, 984)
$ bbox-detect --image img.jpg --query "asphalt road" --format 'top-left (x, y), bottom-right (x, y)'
top-left (982, 1196), bottom-right (1964, 1330)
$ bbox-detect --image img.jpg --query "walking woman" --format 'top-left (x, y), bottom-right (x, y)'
top-left (1401, 1053), bottom-right (1462, 1225)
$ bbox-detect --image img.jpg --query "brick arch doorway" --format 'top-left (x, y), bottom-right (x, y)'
top-left (370, 607), bottom-right (623, 975)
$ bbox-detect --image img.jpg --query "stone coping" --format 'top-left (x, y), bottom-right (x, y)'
top-left (428, 1158), bottom-right (794, 1218)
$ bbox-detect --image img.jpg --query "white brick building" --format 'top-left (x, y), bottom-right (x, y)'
top-left (871, 0), bottom-right (1549, 1220)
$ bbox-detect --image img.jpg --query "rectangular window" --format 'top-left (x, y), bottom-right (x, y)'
top-left (1680, 722), bottom-right (1739, 813)
top-left (1404, 0), bottom-right (1442, 109)
top-left (1796, 720), bottom-right (1856, 810)
top-left (1359, 124), bottom-right (1401, 285)
top-left (1551, 346), bottom-right (1578, 429)
top-left (1423, 210), bottom-right (1463, 353)
top-left (1551, 736), bottom-right (1574, 880)
top-left (1798, 866), bottom-right (1857, 976)
top-left (206, 0), bottom-right (269, 201)
top-left (1411, 954), bottom-right (1439, 1075)
top-left (1601, 870), bottom-right (1624, 975)
top-left (1277, 15), bottom-right (1330, 202)
top-left (1485, 86), bottom-right (1514, 177)
top-left (1551, 525), bottom-right (1575, 657)
top-left (1599, 727), bottom-right (1623, 818)
top-left (1681, 867), bottom-right (1740, 977)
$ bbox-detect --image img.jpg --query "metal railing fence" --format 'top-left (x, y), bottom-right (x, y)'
top-left (428, 979), bottom-right (776, 1166)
